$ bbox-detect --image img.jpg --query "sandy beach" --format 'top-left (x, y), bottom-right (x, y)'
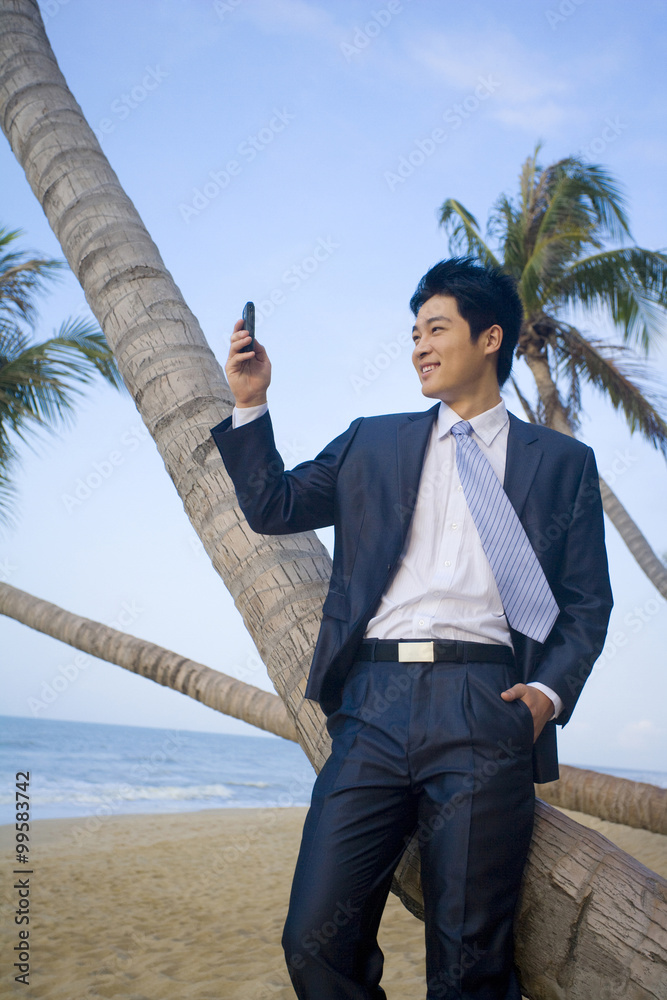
top-left (1, 804), bottom-right (665, 1000)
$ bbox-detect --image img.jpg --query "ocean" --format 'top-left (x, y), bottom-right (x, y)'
top-left (0, 715), bottom-right (315, 823)
top-left (1, 714), bottom-right (665, 825)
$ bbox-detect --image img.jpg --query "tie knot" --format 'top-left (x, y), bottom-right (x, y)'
top-left (451, 420), bottom-right (473, 439)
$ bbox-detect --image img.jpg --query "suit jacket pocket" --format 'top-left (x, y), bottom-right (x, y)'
top-left (322, 590), bottom-right (350, 621)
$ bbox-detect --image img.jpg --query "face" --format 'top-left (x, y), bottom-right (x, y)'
top-left (411, 294), bottom-right (500, 404)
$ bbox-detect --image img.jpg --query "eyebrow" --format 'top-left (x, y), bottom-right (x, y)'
top-left (412, 315), bottom-right (452, 332)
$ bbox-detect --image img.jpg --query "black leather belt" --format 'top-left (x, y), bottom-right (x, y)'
top-left (358, 639), bottom-right (513, 665)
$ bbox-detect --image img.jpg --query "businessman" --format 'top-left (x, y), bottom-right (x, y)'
top-left (211, 257), bottom-right (613, 1000)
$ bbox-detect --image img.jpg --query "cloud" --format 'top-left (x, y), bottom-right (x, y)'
top-left (410, 28), bottom-right (570, 97)
top-left (494, 101), bottom-right (574, 132)
top-left (406, 27), bottom-right (594, 135)
top-left (233, 0), bottom-right (341, 43)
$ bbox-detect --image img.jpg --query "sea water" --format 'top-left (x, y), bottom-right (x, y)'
top-left (1, 714), bottom-right (665, 824)
top-left (0, 715), bottom-right (315, 822)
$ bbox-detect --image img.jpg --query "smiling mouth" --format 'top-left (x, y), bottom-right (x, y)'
top-left (421, 363), bottom-right (440, 375)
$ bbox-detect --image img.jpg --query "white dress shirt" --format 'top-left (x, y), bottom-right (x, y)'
top-left (365, 399), bottom-right (511, 645)
top-left (232, 401), bottom-right (562, 718)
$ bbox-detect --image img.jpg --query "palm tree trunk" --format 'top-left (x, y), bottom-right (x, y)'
top-left (598, 479), bottom-right (667, 596)
top-left (394, 797), bottom-right (667, 1000)
top-left (0, 580), bottom-right (297, 741)
top-left (6, 579), bottom-right (665, 835)
top-left (522, 352), bottom-right (667, 599)
top-left (0, 0), bottom-right (331, 769)
top-left (514, 800), bottom-right (666, 1000)
top-left (1, 5), bottom-right (666, 997)
top-left (537, 764), bottom-right (667, 835)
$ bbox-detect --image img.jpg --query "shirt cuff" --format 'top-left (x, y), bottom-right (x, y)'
top-left (527, 682), bottom-right (563, 721)
top-left (232, 402), bottom-right (268, 429)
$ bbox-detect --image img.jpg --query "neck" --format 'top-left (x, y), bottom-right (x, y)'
top-left (438, 386), bottom-right (502, 421)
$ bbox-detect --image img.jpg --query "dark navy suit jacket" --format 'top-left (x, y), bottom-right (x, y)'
top-left (212, 403), bottom-right (613, 783)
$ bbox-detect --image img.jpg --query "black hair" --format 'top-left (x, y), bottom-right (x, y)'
top-left (409, 256), bottom-right (523, 386)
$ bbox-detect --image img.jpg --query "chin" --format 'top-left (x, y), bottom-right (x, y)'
top-left (421, 384), bottom-right (440, 399)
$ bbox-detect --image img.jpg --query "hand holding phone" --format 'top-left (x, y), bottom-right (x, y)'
top-left (240, 301), bottom-right (255, 353)
top-left (225, 303), bottom-right (271, 408)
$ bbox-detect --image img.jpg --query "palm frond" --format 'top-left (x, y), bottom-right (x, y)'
top-left (553, 323), bottom-right (667, 454)
top-left (535, 159), bottom-right (631, 245)
top-left (519, 228), bottom-right (598, 315)
top-left (563, 160), bottom-right (631, 242)
top-left (487, 195), bottom-right (525, 276)
top-left (46, 318), bottom-right (125, 390)
top-left (0, 317), bottom-right (124, 443)
top-left (517, 157), bottom-right (632, 311)
top-left (0, 465), bottom-right (18, 531)
top-left (519, 143), bottom-right (543, 219)
top-left (0, 226), bottom-right (64, 326)
top-left (0, 229), bottom-right (125, 521)
top-left (509, 376), bottom-right (538, 423)
top-left (438, 199), bottom-right (501, 267)
top-left (549, 248), bottom-right (667, 351)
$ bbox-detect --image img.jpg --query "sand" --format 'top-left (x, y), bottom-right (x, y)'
top-left (1, 804), bottom-right (665, 1000)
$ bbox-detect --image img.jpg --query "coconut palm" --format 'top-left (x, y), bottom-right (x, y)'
top-left (0, 226), bottom-right (123, 524)
top-left (0, 6), bottom-right (665, 997)
top-left (439, 145), bottom-right (667, 598)
top-left (0, 579), bottom-right (296, 741)
top-left (535, 761), bottom-right (666, 835)
top-left (5, 576), bottom-right (665, 835)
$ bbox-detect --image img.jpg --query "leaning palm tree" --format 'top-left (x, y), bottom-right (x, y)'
top-left (0, 226), bottom-right (122, 524)
top-left (439, 146), bottom-right (667, 598)
top-left (0, 6), bottom-right (665, 997)
top-left (4, 576), bottom-right (665, 834)
top-left (0, 579), bottom-right (297, 740)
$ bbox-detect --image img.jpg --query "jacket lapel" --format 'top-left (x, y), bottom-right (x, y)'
top-left (395, 407), bottom-right (541, 533)
top-left (396, 403), bottom-right (440, 544)
top-left (503, 412), bottom-right (543, 518)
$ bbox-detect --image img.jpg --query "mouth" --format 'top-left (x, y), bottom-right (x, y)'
top-left (420, 362), bottom-right (440, 376)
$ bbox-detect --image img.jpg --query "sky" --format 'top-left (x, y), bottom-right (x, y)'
top-left (1, 0), bottom-right (666, 773)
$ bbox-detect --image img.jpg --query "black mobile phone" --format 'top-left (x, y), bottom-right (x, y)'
top-left (240, 301), bottom-right (255, 353)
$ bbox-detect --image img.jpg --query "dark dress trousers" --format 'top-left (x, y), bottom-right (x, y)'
top-left (211, 403), bottom-right (613, 999)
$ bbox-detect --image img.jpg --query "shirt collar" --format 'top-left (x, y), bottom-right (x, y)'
top-left (436, 398), bottom-right (508, 447)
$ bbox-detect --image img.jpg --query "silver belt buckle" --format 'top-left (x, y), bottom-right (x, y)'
top-left (398, 641), bottom-right (435, 662)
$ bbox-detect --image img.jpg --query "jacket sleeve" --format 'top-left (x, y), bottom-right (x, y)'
top-left (529, 446), bottom-right (614, 726)
top-left (210, 410), bottom-right (363, 535)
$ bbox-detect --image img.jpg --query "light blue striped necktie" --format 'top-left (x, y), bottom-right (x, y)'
top-left (451, 420), bottom-right (559, 643)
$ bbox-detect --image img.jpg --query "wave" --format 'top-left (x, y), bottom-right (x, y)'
top-left (224, 780), bottom-right (271, 788)
top-left (0, 783), bottom-right (239, 805)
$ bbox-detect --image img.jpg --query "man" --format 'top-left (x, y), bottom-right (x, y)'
top-left (211, 257), bottom-right (613, 1000)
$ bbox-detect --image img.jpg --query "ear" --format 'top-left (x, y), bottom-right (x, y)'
top-left (484, 324), bottom-right (503, 356)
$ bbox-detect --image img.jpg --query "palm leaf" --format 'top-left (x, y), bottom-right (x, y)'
top-left (562, 160), bottom-right (631, 242)
top-left (0, 226), bottom-right (64, 324)
top-left (548, 249), bottom-right (667, 352)
top-left (553, 323), bottom-right (667, 454)
top-left (0, 229), bottom-right (125, 523)
top-left (0, 318), bottom-right (124, 446)
top-left (488, 194), bottom-right (525, 276)
top-left (509, 376), bottom-right (538, 424)
top-left (521, 160), bottom-right (630, 305)
top-left (0, 466), bottom-right (18, 530)
top-left (535, 159), bottom-right (630, 245)
top-left (45, 317), bottom-right (125, 389)
top-left (438, 199), bottom-right (501, 267)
